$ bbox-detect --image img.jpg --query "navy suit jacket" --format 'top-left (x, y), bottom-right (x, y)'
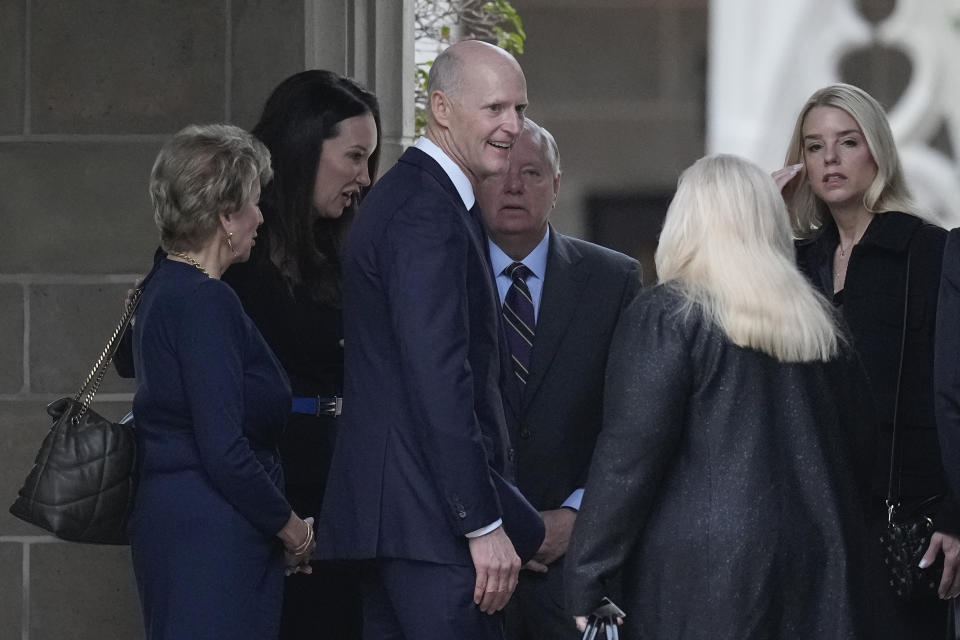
top-left (501, 231), bottom-right (641, 510)
top-left (318, 146), bottom-right (541, 566)
top-left (497, 232), bottom-right (640, 635)
top-left (936, 228), bottom-right (960, 501)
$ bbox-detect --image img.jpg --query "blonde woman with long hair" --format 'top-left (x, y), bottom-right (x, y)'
top-left (566, 154), bottom-right (875, 639)
top-left (778, 83), bottom-right (959, 639)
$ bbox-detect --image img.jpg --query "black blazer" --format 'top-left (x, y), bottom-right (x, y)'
top-left (317, 147), bottom-right (542, 566)
top-left (935, 229), bottom-right (960, 502)
top-left (501, 230), bottom-right (641, 511)
top-left (797, 212), bottom-right (960, 530)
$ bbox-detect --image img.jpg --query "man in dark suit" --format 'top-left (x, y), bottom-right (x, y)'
top-left (317, 41), bottom-right (543, 640)
top-left (477, 119), bottom-right (641, 639)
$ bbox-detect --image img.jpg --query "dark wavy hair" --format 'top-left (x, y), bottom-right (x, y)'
top-left (251, 70), bottom-right (381, 304)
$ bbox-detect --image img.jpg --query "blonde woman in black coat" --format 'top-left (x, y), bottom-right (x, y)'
top-left (566, 154), bottom-right (876, 639)
top-left (777, 83), bottom-right (960, 639)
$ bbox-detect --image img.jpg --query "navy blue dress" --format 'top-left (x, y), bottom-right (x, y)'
top-left (129, 259), bottom-right (293, 640)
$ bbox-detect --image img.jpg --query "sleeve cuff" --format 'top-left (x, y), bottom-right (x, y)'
top-left (562, 488), bottom-right (584, 511)
top-left (465, 519), bottom-right (502, 538)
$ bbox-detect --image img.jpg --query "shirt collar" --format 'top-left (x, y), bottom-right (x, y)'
top-left (414, 137), bottom-right (475, 210)
top-left (488, 227), bottom-right (551, 280)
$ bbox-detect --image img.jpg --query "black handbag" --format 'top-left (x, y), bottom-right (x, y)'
top-left (881, 496), bottom-right (943, 600)
top-left (9, 287), bottom-right (142, 545)
top-left (879, 242), bottom-right (943, 599)
top-left (580, 598), bottom-right (625, 640)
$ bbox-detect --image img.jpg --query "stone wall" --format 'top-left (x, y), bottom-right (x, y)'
top-left (510, 0), bottom-right (709, 280)
top-left (0, 2), bottom-right (305, 637)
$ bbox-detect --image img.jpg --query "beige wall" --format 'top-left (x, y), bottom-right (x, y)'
top-left (509, 0), bottom-right (709, 277)
top-left (0, 2), bottom-right (306, 637)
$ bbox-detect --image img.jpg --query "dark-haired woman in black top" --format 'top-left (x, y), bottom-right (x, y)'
top-left (223, 69), bottom-right (380, 640)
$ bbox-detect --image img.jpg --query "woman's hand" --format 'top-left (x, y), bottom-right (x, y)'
top-left (284, 550), bottom-right (314, 576)
top-left (920, 531), bottom-right (960, 598)
top-left (574, 615), bottom-right (624, 633)
top-left (772, 163), bottom-right (803, 192)
top-left (125, 277), bottom-right (144, 324)
top-left (279, 514), bottom-right (315, 575)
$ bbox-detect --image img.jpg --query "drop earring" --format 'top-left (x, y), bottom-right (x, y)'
top-left (225, 231), bottom-right (237, 256)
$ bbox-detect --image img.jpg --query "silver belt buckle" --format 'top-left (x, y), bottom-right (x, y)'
top-left (316, 395), bottom-right (342, 417)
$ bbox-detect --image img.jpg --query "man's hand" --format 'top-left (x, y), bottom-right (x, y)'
top-left (523, 558), bottom-right (548, 573)
top-left (468, 526), bottom-right (521, 614)
top-left (920, 531), bottom-right (960, 598)
top-left (531, 508), bottom-right (576, 567)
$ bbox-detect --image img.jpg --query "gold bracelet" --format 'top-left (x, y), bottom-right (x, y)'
top-left (288, 520), bottom-right (313, 556)
top-left (300, 525), bottom-right (314, 554)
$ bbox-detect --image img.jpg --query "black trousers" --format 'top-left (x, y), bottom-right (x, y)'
top-left (279, 477), bottom-right (363, 640)
top-left (280, 560), bottom-right (363, 639)
top-left (505, 564), bottom-right (581, 640)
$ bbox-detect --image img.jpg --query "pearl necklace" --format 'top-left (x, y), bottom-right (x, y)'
top-left (169, 251), bottom-right (210, 277)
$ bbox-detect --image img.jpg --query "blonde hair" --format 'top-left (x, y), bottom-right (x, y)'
top-left (150, 123), bottom-right (272, 252)
top-left (656, 154), bottom-right (842, 363)
top-left (783, 83), bottom-right (919, 237)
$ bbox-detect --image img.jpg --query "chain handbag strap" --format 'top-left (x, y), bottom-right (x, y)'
top-left (71, 287), bottom-right (144, 425)
top-left (885, 231), bottom-right (917, 521)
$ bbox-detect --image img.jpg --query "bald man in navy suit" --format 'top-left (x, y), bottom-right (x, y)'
top-left (317, 41), bottom-right (544, 640)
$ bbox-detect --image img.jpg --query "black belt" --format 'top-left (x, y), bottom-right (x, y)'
top-left (291, 396), bottom-right (342, 417)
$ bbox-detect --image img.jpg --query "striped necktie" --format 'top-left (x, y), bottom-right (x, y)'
top-left (503, 262), bottom-right (535, 386)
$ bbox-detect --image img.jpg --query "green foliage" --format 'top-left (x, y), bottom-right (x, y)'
top-left (414, 0), bottom-right (526, 135)
top-left (485, 0), bottom-right (525, 54)
top-left (414, 62), bottom-right (433, 134)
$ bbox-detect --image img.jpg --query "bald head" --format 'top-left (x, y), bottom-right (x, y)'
top-left (426, 41), bottom-right (524, 122)
top-left (423, 40), bottom-right (528, 188)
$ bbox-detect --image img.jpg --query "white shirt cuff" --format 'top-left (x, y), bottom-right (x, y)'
top-left (561, 489), bottom-right (584, 511)
top-left (465, 519), bottom-right (503, 538)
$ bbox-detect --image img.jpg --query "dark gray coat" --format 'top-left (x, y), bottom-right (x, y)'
top-left (565, 285), bottom-right (875, 639)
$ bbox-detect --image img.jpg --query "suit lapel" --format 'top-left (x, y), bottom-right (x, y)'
top-left (401, 148), bottom-right (490, 272)
top-left (522, 232), bottom-right (587, 410)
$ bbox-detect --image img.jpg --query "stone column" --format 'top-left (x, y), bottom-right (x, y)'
top-left (305, 0), bottom-right (416, 172)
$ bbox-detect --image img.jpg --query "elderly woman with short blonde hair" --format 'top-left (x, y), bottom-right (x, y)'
top-left (129, 123), bottom-right (315, 639)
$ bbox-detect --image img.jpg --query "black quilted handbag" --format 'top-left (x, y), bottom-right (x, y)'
top-left (880, 496), bottom-right (944, 600)
top-left (9, 287), bottom-right (141, 545)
